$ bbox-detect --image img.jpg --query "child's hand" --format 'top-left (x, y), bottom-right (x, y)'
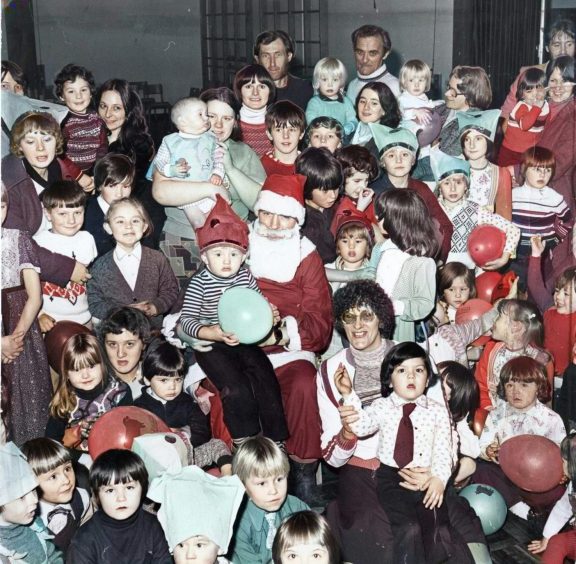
top-left (70, 262), bottom-right (91, 285)
top-left (337, 404), bottom-right (359, 440)
top-left (334, 363), bottom-right (353, 396)
top-left (485, 439), bottom-right (500, 463)
top-left (356, 188), bottom-right (374, 212)
top-left (413, 108), bottom-right (432, 126)
top-left (172, 158), bottom-right (191, 178)
top-left (38, 313), bottom-right (56, 333)
top-left (131, 301), bottom-right (158, 317)
top-left (530, 235), bottom-right (545, 257)
top-left (210, 174), bottom-right (223, 186)
top-left (527, 537), bottom-right (548, 554)
top-left (78, 174), bottom-right (95, 193)
top-left (219, 463), bottom-right (233, 476)
top-left (422, 476), bottom-right (445, 509)
top-left (269, 303), bottom-right (281, 325)
top-left (1, 332), bottom-right (25, 363)
top-left (350, 266), bottom-right (377, 281)
top-left (62, 425), bottom-right (82, 448)
top-left (483, 252), bottom-right (510, 271)
top-left (198, 324), bottom-right (239, 346)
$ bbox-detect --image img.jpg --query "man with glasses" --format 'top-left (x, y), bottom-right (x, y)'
top-left (437, 66), bottom-right (492, 156)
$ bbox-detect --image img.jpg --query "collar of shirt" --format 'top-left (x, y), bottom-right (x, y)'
top-left (389, 391), bottom-right (430, 409)
top-left (318, 92), bottom-right (344, 103)
top-left (97, 195), bottom-right (110, 215)
top-left (114, 242), bottom-right (142, 261)
top-left (147, 386), bottom-right (168, 404)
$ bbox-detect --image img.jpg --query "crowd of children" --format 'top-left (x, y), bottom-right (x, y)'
top-left (1, 16), bottom-right (576, 563)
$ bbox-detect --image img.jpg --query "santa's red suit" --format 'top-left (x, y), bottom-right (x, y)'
top-left (255, 237), bottom-right (332, 458)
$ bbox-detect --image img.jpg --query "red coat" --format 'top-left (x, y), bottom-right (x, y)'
top-left (257, 248), bottom-right (333, 355)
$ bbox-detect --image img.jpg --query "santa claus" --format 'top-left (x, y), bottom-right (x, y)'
top-left (250, 173), bottom-right (333, 501)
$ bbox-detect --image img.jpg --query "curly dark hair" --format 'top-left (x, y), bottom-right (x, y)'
top-left (333, 280), bottom-right (395, 338)
top-left (54, 63), bottom-right (96, 98)
top-left (380, 341), bottom-right (437, 398)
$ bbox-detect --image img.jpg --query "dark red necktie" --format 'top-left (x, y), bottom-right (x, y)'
top-left (394, 403), bottom-right (416, 468)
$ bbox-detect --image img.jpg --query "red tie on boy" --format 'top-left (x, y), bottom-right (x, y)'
top-left (394, 403), bottom-right (416, 468)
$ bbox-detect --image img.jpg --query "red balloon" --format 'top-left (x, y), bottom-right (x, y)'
top-left (455, 299), bottom-right (493, 324)
top-left (491, 271), bottom-right (518, 302)
top-left (44, 321), bottom-right (92, 373)
top-left (474, 272), bottom-right (502, 303)
top-left (499, 435), bottom-right (564, 493)
top-left (468, 225), bottom-right (506, 267)
top-left (88, 407), bottom-right (170, 460)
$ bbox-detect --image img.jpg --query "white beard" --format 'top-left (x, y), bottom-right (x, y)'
top-left (248, 220), bottom-right (302, 282)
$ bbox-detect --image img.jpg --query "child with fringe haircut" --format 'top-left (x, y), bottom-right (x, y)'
top-left (134, 337), bottom-right (233, 474)
top-left (305, 116), bottom-right (343, 153)
top-left (229, 437), bottom-right (309, 564)
top-left (34, 180), bottom-right (97, 332)
top-left (54, 63), bottom-right (107, 176)
top-left (67, 449), bottom-right (171, 563)
top-left (261, 100), bottom-right (305, 176)
top-left (21, 438), bottom-right (92, 553)
top-left (306, 57), bottom-right (358, 138)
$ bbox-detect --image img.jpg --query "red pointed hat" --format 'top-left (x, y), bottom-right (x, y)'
top-left (196, 195), bottom-right (249, 252)
top-left (330, 198), bottom-right (373, 239)
top-left (254, 173), bottom-right (306, 225)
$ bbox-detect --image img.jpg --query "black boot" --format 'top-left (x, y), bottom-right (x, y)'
top-left (288, 459), bottom-right (320, 506)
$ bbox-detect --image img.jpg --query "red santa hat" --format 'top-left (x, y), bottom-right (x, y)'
top-left (196, 195), bottom-right (249, 252)
top-left (253, 174), bottom-right (306, 225)
top-left (330, 198), bottom-right (373, 240)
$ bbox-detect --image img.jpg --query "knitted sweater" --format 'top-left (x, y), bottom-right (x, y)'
top-left (502, 100), bottom-right (549, 154)
top-left (87, 246), bottom-right (179, 323)
top-left (238, 121), bottom-right (271, 158)
top-left (61, 110), bottom-right (108, 171)
top-left (305, 94), bottom-right (358, 136)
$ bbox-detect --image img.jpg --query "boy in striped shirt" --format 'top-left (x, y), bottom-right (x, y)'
top-left (179, 196), bottom-right (289, 451)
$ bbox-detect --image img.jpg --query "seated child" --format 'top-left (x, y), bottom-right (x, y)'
top-left (306, 57), bottom-right (357, 138)
top-left (296, 147), bottom-right (343, 264)
top-left (45, 333), bottom-right (132, 465)
top-left (0, 442), bottom-right (63, 563)
top-left (528, 432), bottom-right (576, 562)
top-left (431, 149), bottom-right (520, 270)
top-left (21, 438), bottom-right (92, 553)
top-left (398, 59), bottom-right (443, 181)
top-left (179, 196), bottom-right (288, 452)
top-left (511, 146), bottom-right (572, 287)
top-left (271, 510), bottom-right (341, 564)
top-left (33, 181), bottom-right (97, 332)
top-left (84, 153), bottom-right (135, 257)
top-left (499, 68), bottom-right (550, 167)
top-left (474, 356), bottom-right (566, 519)
top-left (87, 197), bottom-right (179, 326)
top-left (134, 338), bottom-right (232, 474)
top-left (335, 342), bottom-right (456, 562)
top-left (151, 97), bottom-right (225, 228)
top-left (334, 144), bottom-right (379, 225)
top-left (54, 63), bottom-right (107, 183)
top-left (261, 101), bottom-right (305, 176)
top-left (67, 449), bottom-right (171, 563)
top-left (147, 464), bottom-right (245, 564)
top-left (229, 437), bottom-right (309, 564)
top-left (304, 116), bottom-right (343, 153)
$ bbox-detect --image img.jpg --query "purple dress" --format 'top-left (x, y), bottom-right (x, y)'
top-left (2, 228), bottom-right (52, 445)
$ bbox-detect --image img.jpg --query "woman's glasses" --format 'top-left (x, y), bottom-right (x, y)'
top-left (342, 310), bottom-right (376, 325)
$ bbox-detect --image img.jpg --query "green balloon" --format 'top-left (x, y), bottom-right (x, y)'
top-left (218, 287), bottom-right (274, 344)
top-left (459, 483), bottom-right (507, 535)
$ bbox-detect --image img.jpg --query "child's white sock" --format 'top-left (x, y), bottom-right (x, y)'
top-left (509, 501), bottom-right (530, 519)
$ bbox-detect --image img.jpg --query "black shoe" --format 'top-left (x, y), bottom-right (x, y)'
top-left (288, 460), bottom-right (319, 506)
